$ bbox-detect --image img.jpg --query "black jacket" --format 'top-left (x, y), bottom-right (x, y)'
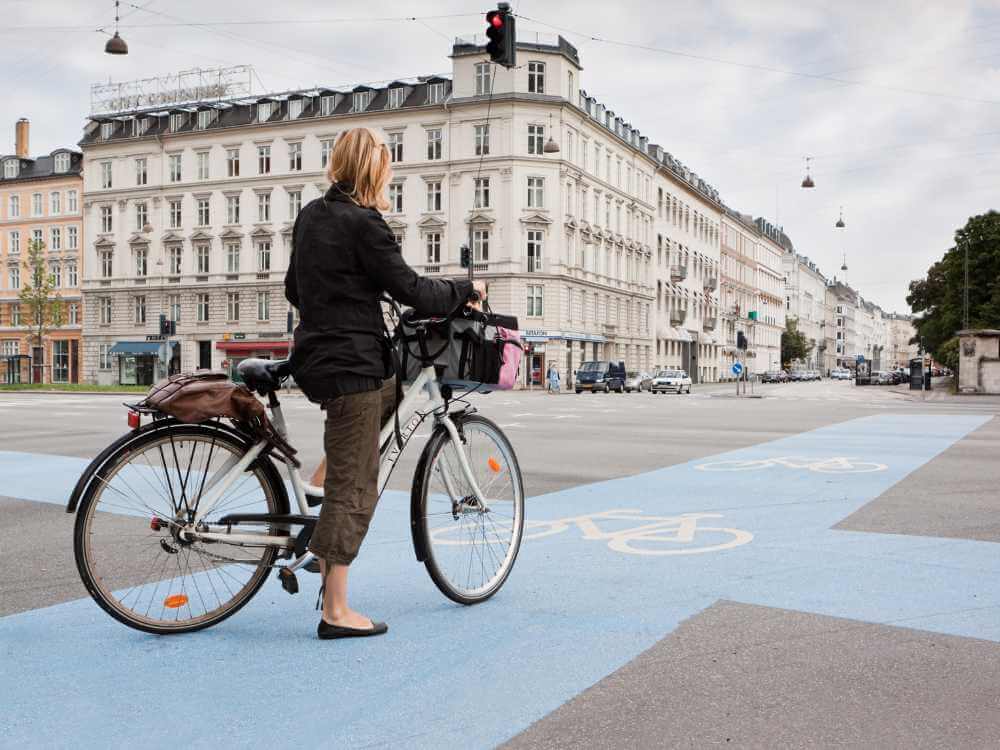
top-left (285, 184), bottom-right (473, 400)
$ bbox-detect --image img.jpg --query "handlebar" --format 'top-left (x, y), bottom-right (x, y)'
top-left (380, 294), bottom-right (488, 331)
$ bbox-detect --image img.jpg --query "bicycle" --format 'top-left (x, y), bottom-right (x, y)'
top-left (67, 299), bottom-right (525, 634)
top-left (430, 509), bottom-right (751, 556)
top-left (694, 456), bottom-right (887, 473)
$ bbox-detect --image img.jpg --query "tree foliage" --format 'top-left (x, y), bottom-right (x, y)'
top-left (18, 239), bottom-right (64, 350)
top-left (907, 211), bottom-right (1000, 360)
top-left (781, 317), bottom-right (811, 366)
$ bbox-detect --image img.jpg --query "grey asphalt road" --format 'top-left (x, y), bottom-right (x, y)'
top-left (2, 380), bottom-right (998, 747)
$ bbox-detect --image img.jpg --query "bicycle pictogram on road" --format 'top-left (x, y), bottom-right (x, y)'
top-left (695, 456), bottom-right (888, 474)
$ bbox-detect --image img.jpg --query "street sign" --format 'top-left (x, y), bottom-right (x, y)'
top-left (731, 362), bottom-right (744, 377)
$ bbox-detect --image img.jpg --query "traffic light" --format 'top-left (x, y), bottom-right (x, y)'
top-left (460, 245), bottom-right (472, 269)
top-left (737, 331), bottom-right (748, 350)
top-left (485, 3), bottom-right (516, 68)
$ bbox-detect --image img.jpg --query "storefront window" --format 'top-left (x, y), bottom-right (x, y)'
top-left (52, 340), bottom-right (69, 383)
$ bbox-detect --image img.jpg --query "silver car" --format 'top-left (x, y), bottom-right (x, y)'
top-left (624, 371), bottom-right (652, 393)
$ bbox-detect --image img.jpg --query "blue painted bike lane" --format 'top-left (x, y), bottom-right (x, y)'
top-left (1, 414), bottom-right (996, 748)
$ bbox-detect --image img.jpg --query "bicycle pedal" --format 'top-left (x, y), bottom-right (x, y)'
top-left (277, 567), bottom-right (299, 595)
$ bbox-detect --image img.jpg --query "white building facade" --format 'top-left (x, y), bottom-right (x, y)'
top-left (782, 251), bottom-right (831, 371)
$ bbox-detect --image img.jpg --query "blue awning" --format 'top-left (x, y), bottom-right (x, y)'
top-left (109, 341), bottom-right (177, 355)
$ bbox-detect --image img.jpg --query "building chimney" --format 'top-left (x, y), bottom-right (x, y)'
top-left (15, 118), bottom-right (29, 158)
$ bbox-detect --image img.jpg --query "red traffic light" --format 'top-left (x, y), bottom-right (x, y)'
top-left (490, 14), bottom-right (503, 28)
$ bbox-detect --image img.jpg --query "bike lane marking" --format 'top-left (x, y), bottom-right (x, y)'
top-left (1, 413), bottom-right (996, 749)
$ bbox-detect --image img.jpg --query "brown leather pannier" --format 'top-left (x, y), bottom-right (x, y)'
top-left (136, 371), bottom-right (299, 466)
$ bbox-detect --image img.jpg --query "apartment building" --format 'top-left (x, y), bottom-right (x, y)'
top-left (886, 313), bottom-right (918, 368)
top-left (782, 250), bottom-right (831, 371)
top-left (0, 119), bottom-right (84, 383)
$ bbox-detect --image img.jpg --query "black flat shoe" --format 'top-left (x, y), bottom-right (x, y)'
top-left (317, 619), bottom-right (388, 640)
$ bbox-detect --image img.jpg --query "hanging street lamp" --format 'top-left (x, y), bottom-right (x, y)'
top-left (835, 206), bottom-right (846, 228)
top-left (800, 156), bottom-right (815, 188)
top-left (104, 1), bottom-right (128, 55)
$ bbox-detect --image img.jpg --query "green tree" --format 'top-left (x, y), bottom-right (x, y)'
top-left (907, 211), bottom-right (1000, 360)
top-left (781, 317), bottom-right (810, 366)
top-left (18, 239), bottom-right (64, 381)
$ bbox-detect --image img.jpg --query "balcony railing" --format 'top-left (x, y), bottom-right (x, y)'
top-left (670, 309), bottom-right (687, 326)
top-left (703, 276), bottom-right (718, 291)
top-left (703, 317), bottom-right (717, 331)
top-left (473, 262), bottom-right (489, 273)
top-left (670, 264), bottom-right (688, 282)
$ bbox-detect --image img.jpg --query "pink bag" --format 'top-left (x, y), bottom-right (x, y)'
top-left (495, 327), bottom-right (522, 390)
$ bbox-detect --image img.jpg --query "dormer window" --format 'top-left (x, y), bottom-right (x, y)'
top-left (3, 159), bottom-right (18, 179)
top-left (427, 82), bottom-right (447, 104)
top-left (169, 113), bottom-right (186, 132)
top-left (387, 87), bottom-right (406, 109)
top-left (474, 63), bottom-right (491, 96)
top-left (100, 122), bottom-right (114, 140)
top-left (257, 102), bottom-right (273, 122)
top-left (288, 98), bottom-right (303, 119)
top-left (352, 90), bottom-right (373, 112)
top-left (527, 61), bottom-right (545, 94)
top-left (319, 95), bottom-right (338, 116)
top-left (131, 117), bottom-right (150, 137)
top-left (53, 152), bottom-right (70, 173)
top-left (197, 109), bottom-right (215, 130)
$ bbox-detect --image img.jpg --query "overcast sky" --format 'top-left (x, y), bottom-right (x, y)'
top-left (4, 0), bottom-right (999, 314)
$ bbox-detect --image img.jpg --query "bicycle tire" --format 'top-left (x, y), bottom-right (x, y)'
top-left (412, 414), bottom-right (524, 605)
top-left (74, 423), bottom-right (287, 635)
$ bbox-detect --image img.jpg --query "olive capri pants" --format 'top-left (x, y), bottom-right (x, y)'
top-left (308, 378), bottom-right (396, 566)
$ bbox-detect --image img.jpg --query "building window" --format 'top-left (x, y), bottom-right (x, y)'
top-left (99, 162), bottom-right (113, 190)
top-left (9, 267), bottom-right (19, 289)
top-left (321, 138), bottom-right (335, 168)
top-left (427, 82), bottom-right (447, 104)
top-left (32, 228), bottom-right (42, 245)
top-left (8, 231), bottom-right (19, 254)
top-left (197, 198), bottom-right (210, 226)
top-left (288, 142), bottom-right (302, 171)
top-left (426, 129), bottom-right (442, 160)
top-left (474, 177), bottom-right (490, 208)
top-left (99, 344), bottom-right (112, 369)
top-left (196, 243), bottom-right (210, 274)
top-left (169, 113), bottom-right (185, 132)
top-left (50, 191), bottom-right (61, 215)
top-left (67, 190), bottom-right (78, 213)
top-left (226, 194), bottom-right (240, 224)
top-left (168, 199), bottom-right (182, 229)
top-left (528, 124), bottom-right (544, 155)
top-left (135, 247), bottom-right (148, 277)
top-left (135, 202), bottom-right (148, 231)
top-left (392, 230), bottom-right (405, 247)
top-left (257, 102), bottom-right (273, 122)
top-left (132, 118), bottom-right (150, 137)
top-left (100, 206), bottom-right (113, 233)
top-left (426, 232), bottom-right (441, 265)
top-left (473, 229), bottom-right (489, 263)
top-left (288, 190), bottom-right (302, 218)
top-left (288, 99), bottom-right (303, 119)
top-left (474, 124), bottom-right (490, 155)
top-left (527, 230), bottom-right (543, 272)
top-left (226, 148), bottom-right (240, 177)
top-left (257, 145), bottom-right (271, 174)
top-left (567, 70), bottom-right (574, 99)
top-left (320, 95), bottom-right (337, 116)
top-left (67, 263), bottom-right (77, 287)
top-left (51, 340), bottom-right (69, 383)
top-left (134, 157), bottom-right (147, 186)
top-left (168, 294), bottom-right (181, 323)
top-left (8, 195), bottom-right (19, 218)
top-left (527, 176), bottom-right (544, 208)
top-left (11, 304), bottom-right (21, 326)
top-left (387, 87), bottom-right (406, 109)
top-left (352, 90), bottom-right (373, 112)
top-left (50, 227), bottom-right (61, 251)
top-left (474, 62), bottom-right (491, 96)
top-left (168, 153), bottom-right (182, 183)
top-left (197, 293), bottom-right (210, 322)
top-left (224, 241), bottom-right (240, 274)
top-left (527, 61), bottom-right (545, 93)
top-left (32, 192), bottom-right (43, 216)
top-left (197, 109), bottom-right (214, 130)
top-left (168, 246), bottom-right (182, 275)
top-left (197, 151), bottom-right (210, 180)
top-left (388, 132), bottom-right (403, 163)
top-left (54, 152), bottom-right (70, 172)
top-left (426, 181), bottom-right (442, 212)
top-left (227, 292), bottom-right (240, 322)
top-left (257, 291), bottom-right (270, 321)
top-left (527, 285), bottom-right (544, 317)
top-left (134, 295), bottom-right (147, 324)
top-left (257, 240), bottom-right (271, 271)
top-left (100, 250), bottom-right (113, 278)
top-left (388, 182), bottom-right (403, 213)
top-left (257, 192), bottom-right (271, 222)
top-left (98, 297), bottom-right (112, 325)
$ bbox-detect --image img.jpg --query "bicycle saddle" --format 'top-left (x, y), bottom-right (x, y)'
top-left (238, 358), bottom-right (292, 395)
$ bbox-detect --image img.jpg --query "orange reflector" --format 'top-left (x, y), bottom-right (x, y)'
top-left (487, 457), bottom-right (502, 473)
top-left (163, 594), bottom-right (188, 609)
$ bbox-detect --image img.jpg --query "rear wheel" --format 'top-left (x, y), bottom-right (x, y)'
top-left (74, 424), bottom-right (286, 635)
top-left (414, 415), bottom-right (524, 605)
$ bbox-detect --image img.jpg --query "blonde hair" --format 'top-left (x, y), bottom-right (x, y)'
top-left (326, 127), bottom-right (392, 211)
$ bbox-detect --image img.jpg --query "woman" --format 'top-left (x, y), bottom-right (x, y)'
top-left (285, 127), bottom-right (484, 640)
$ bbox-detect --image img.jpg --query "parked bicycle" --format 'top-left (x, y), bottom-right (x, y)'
top-left (67, 299), bottom-right (524, 634)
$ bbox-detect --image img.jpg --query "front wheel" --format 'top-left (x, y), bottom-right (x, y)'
top-left (413, 415), bottom-right (524, 605)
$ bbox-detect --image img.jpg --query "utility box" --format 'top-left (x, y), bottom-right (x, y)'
top-left (909, 357), bottom-right (927, 390)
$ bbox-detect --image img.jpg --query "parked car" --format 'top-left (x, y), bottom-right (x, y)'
top-left (830, 368), bottom-right (852, 380)
top-left (575, 360), bottom-right (626, 393)
top-left (788, 370), bottom-right (806, 381)
top-left (809, 370), bottom-right (822, 381)
top-left (624, 371), bottom-right (652, 392)
top-left (762, 371), bottom-right (786, 383)
top-left (651, 369), bottom-right (693, 394)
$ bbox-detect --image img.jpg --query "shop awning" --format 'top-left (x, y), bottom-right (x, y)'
top-left (216, 340), bottom-right (290, 355)
top-left (109, 341), bottom-right (177, 355)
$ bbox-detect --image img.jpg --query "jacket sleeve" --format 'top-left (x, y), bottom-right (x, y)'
top-left (284, 210), bottom-right (301, 308)
top-left (357, 210), bottom-right (474, 315)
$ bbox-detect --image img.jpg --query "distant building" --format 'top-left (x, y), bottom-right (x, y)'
top-left (0, 118), bottom-right (84, 384)
top-left (782, 251), bottom-right (831, 371)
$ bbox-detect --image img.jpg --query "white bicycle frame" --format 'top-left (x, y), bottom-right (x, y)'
top-left (182, 366), bottom-right (487, 551)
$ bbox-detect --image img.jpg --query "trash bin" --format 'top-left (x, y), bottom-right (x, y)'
top-left (909, 358), bottom-right (923, 390)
